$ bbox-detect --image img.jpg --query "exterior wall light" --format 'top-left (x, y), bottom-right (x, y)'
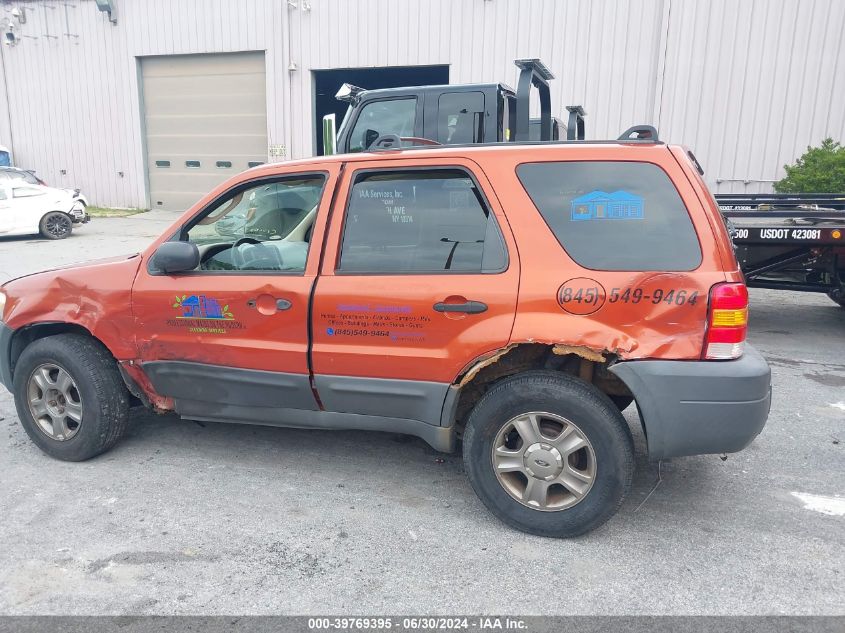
top-left (94, 0), bottom-right (117, 25)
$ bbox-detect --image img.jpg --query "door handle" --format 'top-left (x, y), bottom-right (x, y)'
top-left (247, 297), bottom-right (292, 312)
top-left (433, 300), bottom-right (488, 314)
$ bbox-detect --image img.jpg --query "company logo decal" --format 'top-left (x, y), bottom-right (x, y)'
top-left (167, 295), bottom-right (243, 334)
top-left (173, 294), bottom-right (234, 320)
top-left (570, 190), bottom-right (644, 221)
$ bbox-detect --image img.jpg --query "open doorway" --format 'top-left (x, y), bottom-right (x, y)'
top-left (313, 65), bottom-right (449, 155)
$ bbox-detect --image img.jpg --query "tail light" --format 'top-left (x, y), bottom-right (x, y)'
top-left (703, 282), bottom-right (748, 360)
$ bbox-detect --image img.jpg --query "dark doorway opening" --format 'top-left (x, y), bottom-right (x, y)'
top-left (313, 65), bottom-right (449, 155)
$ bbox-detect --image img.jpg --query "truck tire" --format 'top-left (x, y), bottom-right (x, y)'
top-left (828, 288), bottom-right (845, 308)
top-left (39, 211), bottom-right (73, 240)
top-left (462, 370), bottom-right (634, 537)
top-left (609, 394), bottom-right (634, 411)
top-left (12, 334), bottom-right (130, 462)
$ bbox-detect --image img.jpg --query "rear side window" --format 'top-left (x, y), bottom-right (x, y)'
top-left (438, 91), bottom-right (485, 144)
top-left (12, 186), bottom-right (44, 198)
top-left (516, 161), bottom-right (702, 271)
top-left (338, 169), bottom-right (507, 274)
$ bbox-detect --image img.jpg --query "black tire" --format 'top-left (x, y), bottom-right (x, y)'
top-left (39, 211), bottom-right (73, 240)
top-left (828, 289), bottom-right (845, 308)
top-left (12, 334), bottom-right (130, 461)
top-left (609, 394), bottom-right (634, 411)
top-left (462, 370), bottom-right (634, 537)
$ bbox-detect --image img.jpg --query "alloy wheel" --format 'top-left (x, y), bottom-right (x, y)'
top-left (26, 363), bottom-right (83, 441)
top-left (492, 411), bottom-right (596, 511)
top-left (46, 215), bottom-right (71, 238)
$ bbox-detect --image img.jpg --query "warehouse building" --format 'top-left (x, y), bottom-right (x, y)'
top-left (0, 0), bottom-right (842, 210)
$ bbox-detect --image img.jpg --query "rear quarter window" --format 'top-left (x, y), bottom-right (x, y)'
top-left (516, 161), bottom-right (702, 271)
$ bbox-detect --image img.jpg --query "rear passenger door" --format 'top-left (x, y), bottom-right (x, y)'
top-left (311, 158), bottom-right (519, 425)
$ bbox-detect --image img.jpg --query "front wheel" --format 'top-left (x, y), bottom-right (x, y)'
top-left (12, 334), bottom-right (130, 461)
top-left (828, 288), bottom-right (845, 308)
top-left (40, 211), bottom-right (73, 239)
top-left (462, 370), bottom-right (634, 537)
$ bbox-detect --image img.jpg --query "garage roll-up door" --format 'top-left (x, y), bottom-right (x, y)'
top-left (142, 52), bottom-right (267, 211)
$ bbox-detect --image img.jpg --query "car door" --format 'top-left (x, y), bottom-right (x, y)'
top-left (310, 157), bottom-right (520, 425)
top-left (0, 185), bottom-right (12, 233)
top-left (131, 165), bottom-right (340, 422)
top-left (10, 185), bottom-right (48, 233)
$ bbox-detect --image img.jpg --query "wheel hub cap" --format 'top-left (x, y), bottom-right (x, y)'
top-left (26, 363), bottom-right (83, 441)
top-left (492, 411), bottom-right (596, 511)
top-left (523, 443), bottom-right (563, 480)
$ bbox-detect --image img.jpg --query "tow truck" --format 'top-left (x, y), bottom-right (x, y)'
top-left (322, 59), bottom-right (845, 308)
top-left (719, 194), bottom-right (845, 307)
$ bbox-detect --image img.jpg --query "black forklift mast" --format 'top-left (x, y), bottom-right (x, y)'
top-left (513, 58), bottom-right (554, 142)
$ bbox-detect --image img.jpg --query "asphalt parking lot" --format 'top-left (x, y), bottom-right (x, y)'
top-left (0, 216), bottom-right (843, 615)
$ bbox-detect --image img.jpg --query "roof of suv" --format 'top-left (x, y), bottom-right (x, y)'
top-left (245, 140), bottom-right (672, 176)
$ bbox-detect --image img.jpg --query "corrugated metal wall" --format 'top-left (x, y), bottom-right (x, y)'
top-left (0, 0), bottom-right (842, 207)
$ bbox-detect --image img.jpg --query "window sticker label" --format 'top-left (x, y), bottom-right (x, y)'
top-left (570, 190), bottom-right (644, 221)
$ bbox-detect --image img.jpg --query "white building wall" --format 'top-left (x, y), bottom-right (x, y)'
top-left (0, 0), bottom-right (842, 207)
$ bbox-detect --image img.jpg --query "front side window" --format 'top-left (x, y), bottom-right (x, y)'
top-left (516, 161), bottom-right (702, 271)
top-left (338, 169), bottom-right (507, 274)
top-left (348, 99), bottom-right (417, 152)
top-left (185, 175), bottom-right (325, 273)
top-left (12, 187), bottom-right (44, 198)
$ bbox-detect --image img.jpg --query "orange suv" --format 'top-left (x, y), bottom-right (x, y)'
top-left (0, 142), bottom-right (771, 536)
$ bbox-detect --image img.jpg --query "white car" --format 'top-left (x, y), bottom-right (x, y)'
top-left (0, 166), bottom-right (90, 222)
top-left (0, 183), bottom-right (88, 240)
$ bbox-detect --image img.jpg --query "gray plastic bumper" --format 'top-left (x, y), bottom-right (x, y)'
top-left (609, 345), bottom-right (771, 460)
top-left (0, 322), bottom-right (13, 392)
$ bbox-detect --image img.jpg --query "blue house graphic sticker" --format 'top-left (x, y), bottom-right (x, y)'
top-left (571, 190), bottom-right (644, 221)
top-left (172, 295), bottom-right (234, 320)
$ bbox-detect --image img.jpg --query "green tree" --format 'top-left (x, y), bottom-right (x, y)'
top-left (774, 138), bottom-right (845, 193)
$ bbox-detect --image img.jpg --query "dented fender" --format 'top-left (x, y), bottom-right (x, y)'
top-left (1, 255), bottom-right (143, 363)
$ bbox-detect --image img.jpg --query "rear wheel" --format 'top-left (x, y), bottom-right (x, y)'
top-left (609, 394), bottom-right (634, 411)
top-left (828, 288), bottom-right (845, 308)
top-left (462, 370), bottom-right (634, 537)
top-left (12, 334), bottom-right (130, 461)
top-left (40, 211), bottom-right (73, 240)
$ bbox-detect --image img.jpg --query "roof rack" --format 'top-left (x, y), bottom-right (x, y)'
top-left (618, 125), bottom-right (659, 141)
top-left (371, 135), bottom-right (442, 150)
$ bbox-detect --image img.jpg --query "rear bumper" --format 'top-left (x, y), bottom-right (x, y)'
top-left (609, 345), bottom-right (771, 460)
top-left (0, 322), bottom-right (13, 392)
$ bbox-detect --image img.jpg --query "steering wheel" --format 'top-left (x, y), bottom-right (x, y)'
top-left (231, 236), bottom-right (283, 270)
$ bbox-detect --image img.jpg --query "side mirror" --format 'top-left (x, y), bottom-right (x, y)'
top-left (151, 241), bottom-right (199, 274)
top-left (322, 113), bottom-right (337, 155)
top-left (364, 129), bottom-right (379, 150)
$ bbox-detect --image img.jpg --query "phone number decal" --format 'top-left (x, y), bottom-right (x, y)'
top-left (557, 278), bottom-right (607, 315)
top-left (608, 288), bottom-right (699, 305)
top-left (558, 278), bottom-right (700, 314)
